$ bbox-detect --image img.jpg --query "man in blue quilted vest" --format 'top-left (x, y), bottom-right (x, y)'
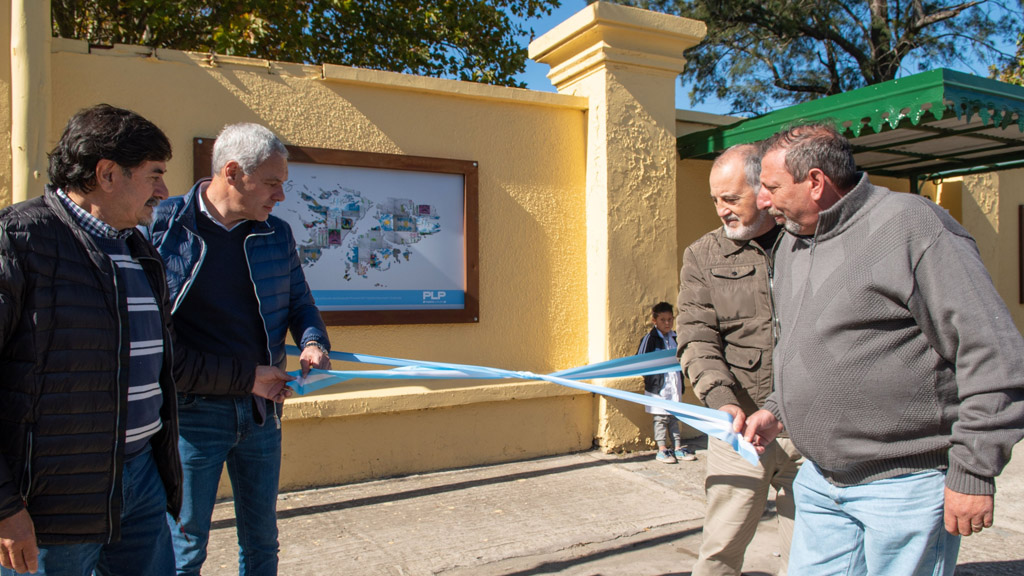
top-left (147, 123), bottom-right (331, 576)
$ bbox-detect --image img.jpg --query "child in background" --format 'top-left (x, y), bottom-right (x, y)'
top-left (637, 302), bottom-right (695, 464)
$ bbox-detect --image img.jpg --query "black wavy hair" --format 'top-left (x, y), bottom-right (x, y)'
top-left (47, 104), bottom-right (172, 193)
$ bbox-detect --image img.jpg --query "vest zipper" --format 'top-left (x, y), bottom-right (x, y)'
top-left (19, 430), bottom-right (32, 501)
top-left (107, 257), bottom-right (123, 543)
top-left (243, 228), bottom-right (280, 429)
top-left (172, 227), bottom-right (207, 315)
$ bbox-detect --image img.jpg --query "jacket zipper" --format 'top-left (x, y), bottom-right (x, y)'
top-left (767, 231), bottom-right (785, 347)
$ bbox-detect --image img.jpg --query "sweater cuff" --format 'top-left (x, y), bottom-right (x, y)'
top-left (703, 386), bottom-right (740, 411)
top-left (763, 395), bottom-right (782, 422)
top-left (302, 339), bottom-right (330, 354)
top-left (945, 460), bottom-right (996, 495)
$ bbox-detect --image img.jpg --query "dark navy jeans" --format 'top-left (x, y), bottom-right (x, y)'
top-left (167, 395), bottom-right (282, 576)
top-left (1, 444), bottom-right (174, 576)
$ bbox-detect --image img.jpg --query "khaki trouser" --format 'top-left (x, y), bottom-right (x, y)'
top-left (693, 436), bottom-right (803, 576)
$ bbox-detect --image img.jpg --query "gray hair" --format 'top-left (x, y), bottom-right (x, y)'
top-left (713, 143), bottom-right (762, 194)
top-left (762, 123), bottom-right (858, 190)
top-left (211, 123), bottom-right (288, 176)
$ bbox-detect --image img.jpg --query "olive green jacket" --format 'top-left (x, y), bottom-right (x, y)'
top-left (675, 226), bottom-right (779, 416)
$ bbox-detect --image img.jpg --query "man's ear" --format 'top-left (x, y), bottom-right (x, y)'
top-left (94, 159), bottom-right (118, 193)
top-left (223, 160), bottom-right (241, 185)
top-left (807, 168), bottom-right (829, 202)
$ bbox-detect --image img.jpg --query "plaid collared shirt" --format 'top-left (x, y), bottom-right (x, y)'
top-left (54, 187), bottom-right (133, 240)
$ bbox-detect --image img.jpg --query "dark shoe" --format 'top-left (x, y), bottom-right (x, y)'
top-left (656, 449), bottom-right (677, 464)
top-left (674, 448), bottom-right (696, 462)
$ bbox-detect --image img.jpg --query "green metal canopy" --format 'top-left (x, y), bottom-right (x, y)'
top-left (677, 68), bottom-right (1024, 187)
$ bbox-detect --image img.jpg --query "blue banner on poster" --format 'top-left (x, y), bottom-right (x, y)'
top-left (312, 289), bottom-right (465, 311)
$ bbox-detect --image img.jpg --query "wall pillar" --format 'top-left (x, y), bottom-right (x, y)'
top-left (529, 3), bottom-right (705, 450)
top-left (10, 0), bottom-right (50, 202)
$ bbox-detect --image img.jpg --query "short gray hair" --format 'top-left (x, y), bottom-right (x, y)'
top-left (762, 123), bottom-right (858, 190)
top-left (211, 123), bottom-right (288, 176)
top-left (713, 143), bottom-right (762, 194)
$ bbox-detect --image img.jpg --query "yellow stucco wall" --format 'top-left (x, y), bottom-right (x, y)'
top-left (39, 41), bottom-right (594, 491)
top-left (675, 158), bottom-right (721, 270)
top-left (963, 170), bottom-right (1024, 329)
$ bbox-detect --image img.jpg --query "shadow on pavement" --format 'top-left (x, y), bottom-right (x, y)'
top-left (211, 452), bottom-right (655, 530)
top-left (497, 525), bottom-right (703, 576)
top-left (956, 560), bottom-right (1024, 575)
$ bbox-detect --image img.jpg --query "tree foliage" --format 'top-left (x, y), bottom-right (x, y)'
top-left (995, 32), bottom-right (1024, 85)
top-left (603, 0), bottom-right (1021, 115)
top-left (51, 0), bottom-right (560, 87)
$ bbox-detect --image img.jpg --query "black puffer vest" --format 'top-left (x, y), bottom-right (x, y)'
top-left (0, 192), bottom-right (181, 545)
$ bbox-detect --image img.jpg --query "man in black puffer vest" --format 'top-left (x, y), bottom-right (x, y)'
top-left (0, 105), bottom-right (222, 576)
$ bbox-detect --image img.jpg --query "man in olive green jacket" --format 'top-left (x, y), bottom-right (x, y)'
top-left (676, 144), bottom-right (801, 576)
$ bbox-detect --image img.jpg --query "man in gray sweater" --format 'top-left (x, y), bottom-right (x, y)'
top-left (744, 123), bottom-right (1024, 575)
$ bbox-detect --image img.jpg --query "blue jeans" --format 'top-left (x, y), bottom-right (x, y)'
top-left (1, 444), bottom-right (174, 576)
top-left (168, 395), bottom-right (282, 576)
top-left (789, 461), bottom-right (960, 575)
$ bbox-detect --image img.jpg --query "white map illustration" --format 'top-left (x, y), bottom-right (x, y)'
top-left (275, 163), bottom-right (465, 295)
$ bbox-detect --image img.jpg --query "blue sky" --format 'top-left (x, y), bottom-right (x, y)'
top-left (512, 1), bottom-right (736, 115)
top-left (513, 1), bottom-right (1016, 118)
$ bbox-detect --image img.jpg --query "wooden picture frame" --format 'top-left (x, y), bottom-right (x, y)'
top-left (193, 139), bottom-right (479, 326)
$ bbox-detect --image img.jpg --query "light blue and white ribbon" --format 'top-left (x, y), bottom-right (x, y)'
top-left (285, 346), bottom-right (760, 465)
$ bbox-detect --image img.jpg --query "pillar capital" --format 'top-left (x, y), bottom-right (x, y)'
top-left (529, 2), bottom-right (705, 93)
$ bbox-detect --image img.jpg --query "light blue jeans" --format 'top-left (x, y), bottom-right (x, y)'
top-left (1, 444), bottom-right (174, 576)
top-left (168, 395), bottom-right (282, 576)
top-left (789, 461), bottom-right (960, 576)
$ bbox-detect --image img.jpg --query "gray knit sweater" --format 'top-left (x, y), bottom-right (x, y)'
top-left (764, 173), bottom-right (1024, 495)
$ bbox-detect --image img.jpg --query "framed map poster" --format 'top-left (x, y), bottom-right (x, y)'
top-left (193, 139), bottom-right (479, 326)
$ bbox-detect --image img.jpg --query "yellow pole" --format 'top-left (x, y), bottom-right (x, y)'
top-left (10, 0), bottom-right (51, 202)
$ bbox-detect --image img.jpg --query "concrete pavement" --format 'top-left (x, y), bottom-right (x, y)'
top-left (204, 437), bottom-right (1024, 575)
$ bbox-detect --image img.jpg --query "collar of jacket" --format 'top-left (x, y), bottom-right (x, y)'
top-left (715, 225), bottom-right (779, 257)
top-left (43, 186), bottom-right (150, 270)
top-left (813, 172), bottom-right (888, 241)
top-left (181, 178), bottom-right (273, 235)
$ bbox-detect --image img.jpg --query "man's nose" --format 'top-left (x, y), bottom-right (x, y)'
top-left (756, 188), bottom-right (772, 209)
